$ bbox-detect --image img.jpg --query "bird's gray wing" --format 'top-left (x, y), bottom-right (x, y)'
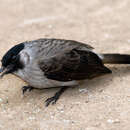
top-left (38, 49), bottom-right (111, 81)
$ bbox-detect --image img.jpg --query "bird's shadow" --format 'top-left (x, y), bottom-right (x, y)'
top-left (31, 65), bottom-right (130, 99)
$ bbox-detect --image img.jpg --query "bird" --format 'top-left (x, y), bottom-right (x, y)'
top-left (0, 38), bottom-right (130, 106)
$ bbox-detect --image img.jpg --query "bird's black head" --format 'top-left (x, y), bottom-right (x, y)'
top-left (0, 43), bottom-right (24, 77)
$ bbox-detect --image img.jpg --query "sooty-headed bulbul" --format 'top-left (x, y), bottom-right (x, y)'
top-left (1, 38), bottom-right (130, 106)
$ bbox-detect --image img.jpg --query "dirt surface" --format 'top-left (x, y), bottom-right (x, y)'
top-left (0, 0), bottom-right (130, 130)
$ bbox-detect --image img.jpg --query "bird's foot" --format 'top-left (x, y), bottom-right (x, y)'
top-left (45, 86), bottom-right (68, 107)
top-left (22, 86), bottom-right (33, 95)
top-left (45, 95), bottom-right (59, 107)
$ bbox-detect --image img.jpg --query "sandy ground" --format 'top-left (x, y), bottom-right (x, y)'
top-left (0, 0), bottom-right (130, 130)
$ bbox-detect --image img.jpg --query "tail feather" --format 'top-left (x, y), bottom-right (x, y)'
top-left (100, 53), bottom-right (130, 64)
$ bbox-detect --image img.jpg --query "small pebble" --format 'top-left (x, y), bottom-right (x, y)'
top-left (28, 116), bottom-right (36, 120)
top-left (79, 88), bottom-right (88, 93)
top-left (33, 108), bottom-right (41, 114)
top-left (107, 119), bottom-right (114, 123)
top-left (99, 89), bottom-right (103, 92)
top-left (0, 97), bottom-right (8, 104)
top-left (85, 100), bottom-right (89, 103)
top-left (107, 119), bottom-right (120, 124)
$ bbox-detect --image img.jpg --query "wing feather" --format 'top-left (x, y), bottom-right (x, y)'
top-left (39, 49), bottom-right (111, 81)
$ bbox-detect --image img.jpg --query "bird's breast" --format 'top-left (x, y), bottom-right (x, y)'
top-left (14, 64), bottom-right (78, 89)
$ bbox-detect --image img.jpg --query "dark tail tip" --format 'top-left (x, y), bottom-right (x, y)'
top-left (101, 54), bottom-right (130, 64)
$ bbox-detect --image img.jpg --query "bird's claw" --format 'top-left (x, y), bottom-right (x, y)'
top-left (45, 96), bottom-right (58, 107)
top-left (22, 86), bottom-right (33, 95)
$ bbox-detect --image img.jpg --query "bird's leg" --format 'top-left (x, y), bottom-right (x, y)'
top-left (45, 86), bottom-right (68, 107)
top-left (22, 86), bottom-right (34, 95)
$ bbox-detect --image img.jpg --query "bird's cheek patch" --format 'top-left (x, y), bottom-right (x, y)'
top-left (20, 52), bottom-right (30, 65)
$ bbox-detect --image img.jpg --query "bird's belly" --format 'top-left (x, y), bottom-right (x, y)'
top-left (26, 76), bottom-right (78, 89)
top-left (14, 69), bottom-right (78, 89)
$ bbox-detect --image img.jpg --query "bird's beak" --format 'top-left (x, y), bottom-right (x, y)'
top-left (0, 66), bottom-right (8, 78)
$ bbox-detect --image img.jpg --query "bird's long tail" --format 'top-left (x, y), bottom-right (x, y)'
top-left (100, 53), bottom-right (130, 64)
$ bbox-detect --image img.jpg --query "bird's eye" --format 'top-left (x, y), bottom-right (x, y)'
top-left (12, 56), bottom-right (16, 60)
